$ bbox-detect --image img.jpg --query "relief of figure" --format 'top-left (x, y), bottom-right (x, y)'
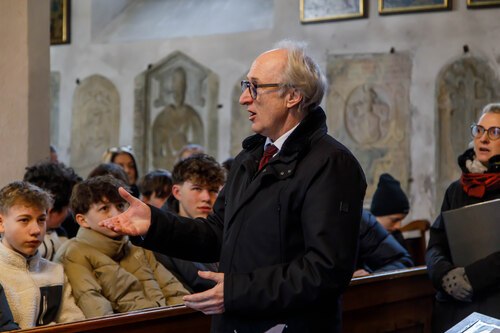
top-left (152, 67), bottom-right (204, 170)
top-left (345, 85), bottom-right (390, 145)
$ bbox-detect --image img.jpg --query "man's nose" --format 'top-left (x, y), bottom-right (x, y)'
top-left (239, 88), bottom-right (253, 105)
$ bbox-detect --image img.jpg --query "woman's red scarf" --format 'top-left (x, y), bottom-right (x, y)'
top-left (460, 173), bottom-right (500, 198)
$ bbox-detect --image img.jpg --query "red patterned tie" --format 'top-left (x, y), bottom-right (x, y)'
top-left (258, 144), bottom-right (278, 171)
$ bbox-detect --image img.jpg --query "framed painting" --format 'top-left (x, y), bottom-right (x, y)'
top-left (300, 0), bottom-right (366, 23)
top-left (467, 0), bottom-right (500, 8)
top-left (50, 0), bottom-right (71, 45)
top-left (379, 0), bottom-right (451, 15)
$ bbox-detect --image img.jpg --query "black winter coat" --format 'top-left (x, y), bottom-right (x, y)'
top-left (138, 107), bottom-right (366, 333)
top-left (426, 152), bottom-right (500, 333)
top-left (357, 210), bottom-right (413, 273)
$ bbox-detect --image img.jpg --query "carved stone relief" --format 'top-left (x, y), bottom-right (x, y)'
top-left (134, 51), bottom-right (219, 172)
top-left (436, 56), bottom-right (500, 205)
top-left (327, 53), bottom-right (412, 200)
top-left (70, 75), bottom-right (120, 178)
top-left (50, 72), bottom-right (60, 147)
top-left (230, 75), bottom-right (254, 157)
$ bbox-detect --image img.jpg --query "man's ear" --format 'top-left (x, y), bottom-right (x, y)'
top-left (74, 213), bottom-right (89, 228)
top-left (0, 215), bottom-right (4, 233)
top-left (172, 184), bottom-right (182, 201)
top-left (286, 88), bottom-right (302, 109)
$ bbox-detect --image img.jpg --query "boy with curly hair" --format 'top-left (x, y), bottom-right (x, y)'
top-left (54, 175), bottom-right (189, 318)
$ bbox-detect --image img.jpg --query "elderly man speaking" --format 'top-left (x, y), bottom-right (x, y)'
top-left (101, 40), bottom-right (366, 333)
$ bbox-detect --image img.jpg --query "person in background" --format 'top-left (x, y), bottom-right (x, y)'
top-left (426, 103), bottom-right (500, 332)
top-left (176, 144), bottom-right (205, 163)
top-left (55, 175), bottom-right (189, 318)
top-left (102, 146), bottom-right (140, 198)
top-left (138, 169), bottom-right (173, 209)
top-left (156, 154), bottom-right (224, 292)
top-left (370, 173), bottom-right (411, 250)
top-left (88, 163), bottom-right (130, 185)
top-left (23, 162), bottom-right (81, 260)
top-left (100, 40), bottom-right (367, 333)
top-left (353, 209), bottom-right (414, 277)
top-left (0, 181), bottom-right (84, 328)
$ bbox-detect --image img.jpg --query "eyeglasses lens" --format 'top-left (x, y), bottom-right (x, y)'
top-left (471, 125), bottom-right (500, 140)
top-left (240, 81), bottom-right (257, 99)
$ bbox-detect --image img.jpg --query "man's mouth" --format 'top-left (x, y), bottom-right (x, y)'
top-left (479, 147), bottom-right (490, 152)
top-left (248, 111), bottom-right (256, 121)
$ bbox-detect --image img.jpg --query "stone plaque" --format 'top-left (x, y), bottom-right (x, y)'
top-left (327, 53), bottom-right (412, 200)
top-left (436, 56), bottom-right (500, 205)
top-left (230, 74), bottom-right (254, 157)
top-left (70, 75), bottom-right (120, 178)
top-left (135, 51), bottom-right (219, 172)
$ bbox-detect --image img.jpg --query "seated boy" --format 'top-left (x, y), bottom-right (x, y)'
top-left (55, 175), bottom-right (189, 318)
top-left (138, 169), bottom-right (173, 209)
top-left (157, 154), bottom-right (224, 292)
top-left (23, 162), bottom-right (81, 259)
top-left (0, 181), bottom-right (85, 329)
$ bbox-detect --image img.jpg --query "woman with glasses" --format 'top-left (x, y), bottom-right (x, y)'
top-left (102, 146), bottom-right (141, 198)
top-left (426, 103), bottom-right (500, 332)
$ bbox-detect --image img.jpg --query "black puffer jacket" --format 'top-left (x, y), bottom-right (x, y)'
top-left (426, 150), bottom-right (500, 333)
top-left (137, 107), bottom-right (367, 333)
top-left (357, 210), bottom-right (413, 273)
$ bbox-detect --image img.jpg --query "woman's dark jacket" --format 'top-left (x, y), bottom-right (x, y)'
top-left (135, 107), bottom-right (367, 333)
top-left (358, 210), bottom-right (414, 273)
top-left (426, 151), bottom-right (500, 332)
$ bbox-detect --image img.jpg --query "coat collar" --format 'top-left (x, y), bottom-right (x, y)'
top-left (0, 241), bottom-right (42, 270)
top-left (241, 106), bottom-right (327, 156)
top-left (76, 228), bottom-right (129, 261)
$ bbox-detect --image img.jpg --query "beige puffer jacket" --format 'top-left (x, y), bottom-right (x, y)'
top-left (54, 228), bottom-right (189, 318)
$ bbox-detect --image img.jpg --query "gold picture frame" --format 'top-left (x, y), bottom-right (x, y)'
top-left (379, 0), bottom-right (451, 15)
top-left (50, 0), bottom-right (70, 45)
top-left (300, 0), bottom-right (366, 23)
top-left (467, 0), bottom-right (500, 8)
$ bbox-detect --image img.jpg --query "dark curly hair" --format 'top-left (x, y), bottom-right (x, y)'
top-left (70, 175), bottom-right (128, 215)
top-left (88, 163), bottom-right (130, 185)
top-left (139, 169), bottom-right (172, 200)
top-left (23, 162), bottom-right (81, 213)
top-left (172, 154), bottom-right (225, 188)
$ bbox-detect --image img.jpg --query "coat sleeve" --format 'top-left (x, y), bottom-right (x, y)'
top-left (144, 249), bottom-right (190, 305)
top-left (225, 151), bottom-right (366, 313)
top-left (55, 275), bottom-right (86, 323)
top-left (137, 205), bottom-right (223, 263)
top-left (425, 186), bottom-right (456, 292)
top-left (358, 211), bottom-right (414, 273)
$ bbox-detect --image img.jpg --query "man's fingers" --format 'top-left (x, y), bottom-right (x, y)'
top-left (183, 290), bottom-right (211, 303)
top-left (197, 271), bottom-right (223, 283)
top-left (119, 187), bottom-right (136, 204)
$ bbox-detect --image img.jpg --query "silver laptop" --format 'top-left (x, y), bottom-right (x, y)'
top-left (443, 199), bottom-right (500, 267)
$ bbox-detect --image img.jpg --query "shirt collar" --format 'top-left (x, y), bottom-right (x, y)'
top-left (264, 123), bottom-right (300, 151)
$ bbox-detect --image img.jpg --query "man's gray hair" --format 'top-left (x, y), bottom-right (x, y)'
top-left (481, 103), bottom-right (500, 117)
top-left (274, 40), bottom-right (327, 113)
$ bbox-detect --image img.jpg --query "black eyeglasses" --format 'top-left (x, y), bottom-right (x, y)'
top-left (470, 124), bottom-right (500, 141)
top-left (240, 80), bottom-right (283, 100)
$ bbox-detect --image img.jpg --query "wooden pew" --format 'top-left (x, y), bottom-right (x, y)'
top-left (14, 267), bottom-right (434, 333)
top-left (17, 305), bottom-right (211, 333)
top-left (343, 266), bottom-right (434, 333)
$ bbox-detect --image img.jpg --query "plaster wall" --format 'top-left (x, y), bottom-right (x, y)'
top-left (50, 0), bottom-right (500, 222)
